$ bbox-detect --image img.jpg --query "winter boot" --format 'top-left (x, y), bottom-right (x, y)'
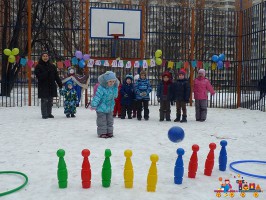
top-left (180, 115), bottom-right (187, 123)
top-left (174, 114), bottom-right (181, 122)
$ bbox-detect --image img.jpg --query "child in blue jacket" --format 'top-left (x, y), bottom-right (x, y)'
top-left (135, 70), bottom-right (152, 120)
top-left (91, 71), bottom-right (119, 138)
top-left (120, 74), bottom-right (135, 119)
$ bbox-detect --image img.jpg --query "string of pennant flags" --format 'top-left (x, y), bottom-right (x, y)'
top-left (4, 48), bottom-right (231, 71)
top-left (18, 57), bottom-right (231, 71)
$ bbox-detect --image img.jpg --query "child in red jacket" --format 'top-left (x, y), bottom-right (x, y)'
top-left (113, 77), bottom-right (122, 117)
top-left (193, 69), bottom-right (215, 122)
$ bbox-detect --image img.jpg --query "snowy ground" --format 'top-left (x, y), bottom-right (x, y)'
top-left (0, 105), bottom-right (266, 200)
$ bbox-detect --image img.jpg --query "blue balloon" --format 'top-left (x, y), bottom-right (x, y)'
top-left (218, 54), bottom-right (225, 61)
top-left (78, 59), bottom-right (85, 68)
top-left (217, 60), bottom-right (223, 69)
top-left (168, 126), bottom-right (185, 143)
top-left (212, 55), bottom-right (219, 62)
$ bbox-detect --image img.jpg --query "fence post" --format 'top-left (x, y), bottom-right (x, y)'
top-left (27, 0), bottom-right (32, 106)
top-left (189, 8), bottom-right (195, 106)
top-left (140, 1), bottom-right (146, 60)
top-left (85, 0), bottom-right (90, 105)
top-left (237, 11), bottom-right (243, 108)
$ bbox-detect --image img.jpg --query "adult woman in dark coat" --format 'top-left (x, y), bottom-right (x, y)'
top-left (35, 52), bottom-right (62, 119)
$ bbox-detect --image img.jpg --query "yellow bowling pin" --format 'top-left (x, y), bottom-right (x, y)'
top-left (147, 154), bottom-right (159, 192)
top-left (124, 149), bottom-right (134, 188)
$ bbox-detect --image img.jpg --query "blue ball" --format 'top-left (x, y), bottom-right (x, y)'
top-left (168, 126), bottom-right (185, 143)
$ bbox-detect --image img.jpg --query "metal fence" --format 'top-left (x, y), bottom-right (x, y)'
top-left (0, 1), bottom-right (265, 111)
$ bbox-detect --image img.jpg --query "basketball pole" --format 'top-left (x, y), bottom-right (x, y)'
top-left (85, 0), bottom-right (90, 105)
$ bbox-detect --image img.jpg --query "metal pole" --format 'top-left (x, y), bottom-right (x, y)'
top-left (140, 1), bottom-right (146, 60)
top-left (189, 8), bottom-right (195, 106)
top-left (237, 11), bottom-right (243, 108)
top-left (27, 0), bottom-right (32, 106)
top-left (85, 0), bottom-right (90, 105)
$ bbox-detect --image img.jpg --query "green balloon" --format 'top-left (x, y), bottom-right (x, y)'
top-left (155, 49), bottom-right (162, 58)
top-left (8, 55), bottom-right (16, 63)
top-left (4, 49), bottom-right (11, 56)
top-left (155, 58), bottom-right (162, 65)
top-left (11, 48), bottom-right (19, 56)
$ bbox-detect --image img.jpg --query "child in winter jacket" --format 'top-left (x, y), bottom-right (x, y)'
top-left (172, 69), bottom-right (191, 123)
top-left (193, 69), bottom-right (215, 122)
top-left (135, 70), bottom-right (152, 121)
top-left (120, 74), bottom-right (135, 119)
top-left (91, 71), bottom-right (119, 138)
top-left (60, 80), bottom-right (78, 118)
top-left (113, 77), bottom-right (122, 117)
top-left (156, 71), bottom-right (173, 121)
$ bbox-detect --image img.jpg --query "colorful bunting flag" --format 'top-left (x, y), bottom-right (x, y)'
top-left (139, 60), bottom-right (143, 67)
top-left (143, 60), bottom-right (148, 68)
top-left (57, 61), bottom-right (63, 69)
top-left (134, 61), bottom-right (140, 68)
top-left (118, 60), bottom-right (124, 68)
top-left (16, 56), bottom-right (21, 64)
top-left (175, 62), bottom-right (182, 69)
top-left (203, 62), bottom-right (210, 70)
top-left (95, 60), bottom-right (101, 66)
top-left (126, 61), bottom-right (131, 68)
top-left (87, 59), bottom-right (94, 68)
top-left (225, 61), bottom-right (230, 69)
top-left (162, 60), bottom-right (167, 67)
top-left (104, 60), bottom-right (109, 67)
top-left (191, 60), bottom-right (197, 68)
top-left (20, 58), bottom-right (27, 66)
top-left (27, 60), bottom-right (34, 68)
top-left (147, 59), bottom-right (151, 66)
top-left (168, 61), bottom-right (174, 69)
top-left (197, 61), bottom-right (203, 69)
top-left (112, 60), bottom-right (118, 68)
top-left (64, 60), bottom-right (71, 68)
top-left (150, 59), bottom-right (156, 67)
top-left (211, 62), bottom-right (217, 70)
top-left (184, 61), bottom-right (190, 69)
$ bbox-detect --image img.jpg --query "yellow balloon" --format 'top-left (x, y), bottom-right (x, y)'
top-left (155, 49), bottom-right (162, 58)
top-left (11, 48), bottom-right (19, 56)
top-left (8, 55), bottom-right (16, 63)
top-left (4, 49), bottom-right (12, 56)
top-left (155, 58), bottom-right (162, 65)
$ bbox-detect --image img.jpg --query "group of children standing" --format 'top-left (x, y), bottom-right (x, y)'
top-left (89, 68), bottom-right (215, 138)
top-left (156, 68), bottom-right (215, 123)
top-left (57, 68), bottom-right (214, 138)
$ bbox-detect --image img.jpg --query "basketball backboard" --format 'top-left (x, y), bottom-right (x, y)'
top-left (90, 7), bottom-right (142, 40)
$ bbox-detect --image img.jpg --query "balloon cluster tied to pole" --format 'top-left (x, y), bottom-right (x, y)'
top-left (211, 54), bottom-right (225, 69)
top-left (3, 48), bottom-right (20, 63)
top-left (74, 50), bottom-right (90, 68)
top-left (155, 49), bottom-right (162, 65)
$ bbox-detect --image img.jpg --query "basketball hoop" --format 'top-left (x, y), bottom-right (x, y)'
top-left (110, 34), bottom-right (124, 39)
